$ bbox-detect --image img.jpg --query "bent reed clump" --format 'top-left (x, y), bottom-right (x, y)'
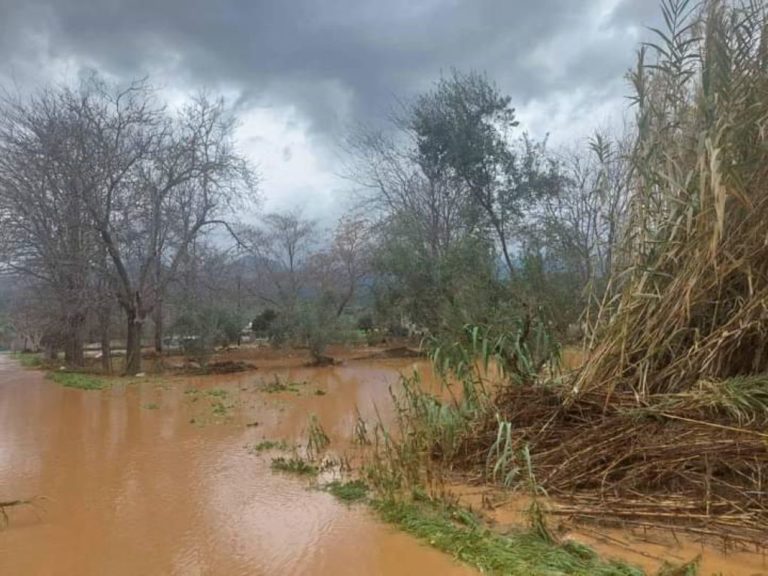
top-left (364, 0), bottom-right (768, 549)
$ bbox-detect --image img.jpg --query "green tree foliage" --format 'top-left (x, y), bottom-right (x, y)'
top-left (409, 71), bottom-right (561, 279)
top-left (172, 306), bottom-right (243, 366)
top-left (251, 309), bottom-right (278, 336)
top-left (355, 70), bottom-right (596, 341)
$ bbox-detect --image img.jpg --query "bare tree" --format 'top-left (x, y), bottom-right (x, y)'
top-left (309, 213), bottom-right (373, 317)
top-left (347, 127), bottom-right (476, 261)
top-left (0, 77), bottom-right (255, 375)
top-left (540, 132), bottom-right (631, 289)
top-left (74, 84), bottom-right (254, 374)
top-left (0, 87), bottom-right (103, 366)
top-left (248, 209), bottom-right (316, 314)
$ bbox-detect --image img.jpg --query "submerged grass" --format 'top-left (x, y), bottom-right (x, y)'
top-left (270, 456), bottom-right (317, 476)
top-left (373, 498), bottom-right (641, 576)
top-left (326, 480), bottom-right (369, 503)
top-left (210, 401), bottom-right (229, 416)
top-left (307, 415), bottom-right (330, 459)
top-left (262, 375), bottom-right (306, 394)
top-left (248, 440), bottom-right (291, 453)
top-left (49, 371), bottom-right (108, 390)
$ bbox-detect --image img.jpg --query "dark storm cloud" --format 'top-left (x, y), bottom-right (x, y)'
top-left (0, 0), bottom-right (659, 139)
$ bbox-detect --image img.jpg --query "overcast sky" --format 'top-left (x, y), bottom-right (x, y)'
top-left (0, 0), bottom-right (659, 223)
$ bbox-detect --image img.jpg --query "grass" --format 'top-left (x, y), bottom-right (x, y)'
top-left (49, 371), bottom-right (108, 390)
top-left (210, 400), bottom-right (228, 416)
top-left (361, 368), bottom-right (654, 575)
top-left (11, 352), bottom-right (42, 368)
top-left (143, 402), bottom-right (160, 410)
top-left (247, 439), bottom-right (290, 453)
top-left (183, 387), bottom-right (238, 423)
top-left (262, 375), bottom-right (306, 394)
top-left (205, 389), bottom-right (234, 417)
top-left (270, 456), bottom-right (317, 476)
top-left (372, 498), bottom-right (642, 576)
top-left (657, 560), bottom-right (699, 576)
top-left (307, 415), bottom-right (330, 459)
top-left (326, 480), bottom-right (369, 503)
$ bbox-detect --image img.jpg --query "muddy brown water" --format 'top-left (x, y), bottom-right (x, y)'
top-left (0, 354), bottom-right (474, 576)
top-left (2, 353), bottom-right (765, 576)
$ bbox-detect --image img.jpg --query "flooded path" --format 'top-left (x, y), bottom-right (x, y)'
top-left (0, 354), bottom-right (474, 575)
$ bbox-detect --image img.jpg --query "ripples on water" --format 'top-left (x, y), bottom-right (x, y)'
top-left (0, 355), bottom-right (474, 576)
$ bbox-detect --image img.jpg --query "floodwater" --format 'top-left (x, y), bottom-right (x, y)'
top-left (3, 352), bottom-right (765, 576)
top-left (455, 479), bottom-right (768, 575)
top-left (0, 354), bottom-right (475, 576)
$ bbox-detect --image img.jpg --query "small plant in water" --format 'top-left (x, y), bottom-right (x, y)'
top-left (352, 409), bottom-right (371, 446)
top-left (270, 456), bottom-right (317, 475)
top-left (486, 418), bottom-right (518, 487)
top-left (247, 440), bottom-right (290, 454)
top-left (306, 415), bottom-right (331, 460)
top-left (521, 445), bottom-right (554, 544)
top-left (210, 401), bottom-right (228, 416)
top-left (262, 374), bottom-right (307, 394)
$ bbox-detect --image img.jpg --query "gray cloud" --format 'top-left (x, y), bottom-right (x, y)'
top-left (0, 0), bottom-right (659, 136)
top-left (0, 0), bottom-right (661, 219)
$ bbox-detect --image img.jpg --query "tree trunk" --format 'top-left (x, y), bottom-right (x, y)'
top-left (124, 308), bottom-right (143, 376)
top-left (64, 314), bottom-right (85, 368)
top-left (154, 299), bottom-right (164, 354)
top-left (99, 305), bottom-right (112, 374)
top-left (43, 342), bottom-right (57, 362)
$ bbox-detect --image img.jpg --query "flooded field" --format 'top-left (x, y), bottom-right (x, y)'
top-left (1, 350), bottom-right (765, 576)
top-left (0, 353), bottom-right (474, 576)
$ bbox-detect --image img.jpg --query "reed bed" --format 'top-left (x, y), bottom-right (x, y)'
top-left (522, 0), bottom-right (768, 544)
top-left (454, 385), bottom-right (768, 545)
top-left (576, 0), bottom-right (768, 399)
top-left (370, 0), bottom-right (768, 549)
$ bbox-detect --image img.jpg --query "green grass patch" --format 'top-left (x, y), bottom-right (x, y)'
top-left (327, 480), bottom-right (369, 503)
top-left (371, 499), bottom-right (642, 576)
top-left (143, 402), bottom-right (160, 410)
top-left (206, 388), bottom-right (228, 398)
top-left (314, 389), bottom-right (327, 396)
top-left (12, 352), bottom-right (42, 368)
top-left (262, 375), bottom-right (306, 394)
top-left (247, 439), bottom-right (291, 454)
top-left (49, 371), bottom-right (108, 390)
top-left (270, 456), bottom-right (317, 476)
top-left (210, 400), bottom-right (228, 416)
